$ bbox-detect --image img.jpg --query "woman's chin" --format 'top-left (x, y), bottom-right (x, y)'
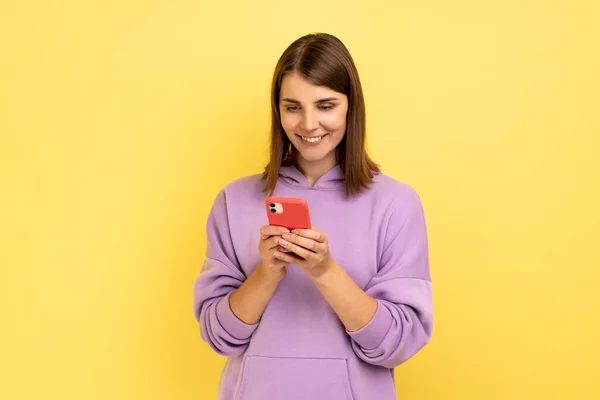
top-left (296, 149), bottom-right (336, 165)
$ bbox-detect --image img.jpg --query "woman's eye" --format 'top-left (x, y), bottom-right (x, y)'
top-left (284, 104), bottom-right (334, 111)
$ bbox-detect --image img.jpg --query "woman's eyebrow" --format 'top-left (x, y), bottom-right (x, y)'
top-left (281, 97), bottom-right (339, 104)
top-left (315, 97), bottom-right (339, 103)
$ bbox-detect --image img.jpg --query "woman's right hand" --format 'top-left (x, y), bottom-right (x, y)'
top-left (257, 225), bottom-right (290, 281)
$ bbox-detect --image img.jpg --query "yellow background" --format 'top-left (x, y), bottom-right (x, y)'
top-left (2, 1), bottom-right (599, 399)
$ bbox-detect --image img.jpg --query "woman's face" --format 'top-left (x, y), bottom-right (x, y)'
top-left (279, 72), bottom-right (348, 168)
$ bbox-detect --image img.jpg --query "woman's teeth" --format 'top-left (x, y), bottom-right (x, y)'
top-left (301, 135), bottom-right (325, 143)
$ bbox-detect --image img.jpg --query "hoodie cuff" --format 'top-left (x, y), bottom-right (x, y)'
top-left (216, 291), bottom-right (259, 340)
top-left (346, 300), bottom-right (393, 350)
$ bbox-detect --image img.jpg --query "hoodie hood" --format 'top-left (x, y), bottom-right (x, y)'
top-left (278, 164), bottom-right (345, 191)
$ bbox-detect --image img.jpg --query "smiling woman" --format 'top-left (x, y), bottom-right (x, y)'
top-left (263, 33), bottom-right (380, 196)
top-left (193, 33), bottom-right (432, 400)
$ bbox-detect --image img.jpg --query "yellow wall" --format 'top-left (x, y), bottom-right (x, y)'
top-left (2, 1), bottom-right (599, 399)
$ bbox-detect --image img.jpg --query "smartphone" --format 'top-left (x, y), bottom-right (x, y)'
top-left (265, 196), bottom-right (312, 231)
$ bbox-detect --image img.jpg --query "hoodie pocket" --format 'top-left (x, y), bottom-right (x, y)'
top-left (236, 356), bottom-right (355, 400)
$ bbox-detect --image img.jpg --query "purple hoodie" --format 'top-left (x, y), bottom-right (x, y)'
top-left (193, 165), bottom-right (433, 400)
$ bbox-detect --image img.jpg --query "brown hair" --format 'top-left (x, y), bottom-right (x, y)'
top-left (261, 33), bottom-right (380, 198)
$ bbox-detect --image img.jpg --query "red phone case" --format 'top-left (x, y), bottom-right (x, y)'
top-left (266, 196), bottom-right (312, 230)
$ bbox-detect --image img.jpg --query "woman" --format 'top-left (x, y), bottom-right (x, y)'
top-left (193, 33), bottom-right (433, 400)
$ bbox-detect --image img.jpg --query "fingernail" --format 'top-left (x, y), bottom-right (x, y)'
top-left (279, 239), bottom-right (288, 246)
top-left (282, 233), bottom-right (290, 240)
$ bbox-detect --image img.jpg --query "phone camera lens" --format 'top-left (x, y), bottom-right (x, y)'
top-left (269, 203), bottom-right (275, 208)
top-left (270, 208), bottom-right (276, 213)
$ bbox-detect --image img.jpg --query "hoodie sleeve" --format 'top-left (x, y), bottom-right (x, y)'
top-left (346, 187), bottom-right (433, 369)
top-left (193, 189), bottom-right (258, 357)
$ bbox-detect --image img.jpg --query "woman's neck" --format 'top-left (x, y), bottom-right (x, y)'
top-left (296, 155), bottom-right (337, 187)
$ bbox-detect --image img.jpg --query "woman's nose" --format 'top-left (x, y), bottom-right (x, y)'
top-left (300, 110), bottom-right (318, 132)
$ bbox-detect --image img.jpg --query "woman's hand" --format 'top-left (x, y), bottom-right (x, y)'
top-left (256, 225), bottom-right (290, 282)
top-left (273, 227), bottom-right (334, 279)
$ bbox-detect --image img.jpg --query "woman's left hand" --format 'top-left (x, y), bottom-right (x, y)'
top-left (273, 227), bottom-right (334, 279)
